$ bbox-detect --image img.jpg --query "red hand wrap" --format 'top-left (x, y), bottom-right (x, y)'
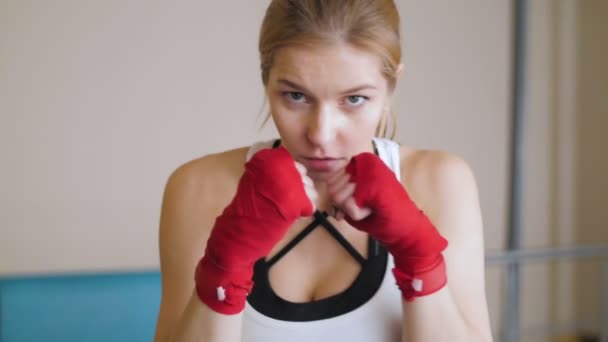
top-left (345, 153), bottom-right (448, 301)
top-left (195, 147), bottom-right (313, 314)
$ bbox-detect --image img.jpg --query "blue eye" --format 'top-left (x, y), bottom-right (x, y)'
top-left (345, 95), bottom-right (368, 107)
top-left (284, 92), bottom-right (307, 103)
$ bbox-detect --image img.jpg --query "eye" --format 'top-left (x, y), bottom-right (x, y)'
top-left (283, 91), bottom-right (307, 103)
top-left (345, 95), bottom-right (368, 107)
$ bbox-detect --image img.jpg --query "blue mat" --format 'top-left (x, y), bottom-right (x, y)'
top-left (0, 271), bottom-right (161, 342)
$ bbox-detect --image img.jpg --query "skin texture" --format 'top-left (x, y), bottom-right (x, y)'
top-left (267, 43), bottom-right (389, 183)
top-left (154, 43), bottom-right (493, 342)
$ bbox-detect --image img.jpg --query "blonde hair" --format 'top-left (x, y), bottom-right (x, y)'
top-left (258, 0), bottom-right (401, 138)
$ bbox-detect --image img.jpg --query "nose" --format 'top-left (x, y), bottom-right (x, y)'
top-left (306, 104), bottom-right (335, 146)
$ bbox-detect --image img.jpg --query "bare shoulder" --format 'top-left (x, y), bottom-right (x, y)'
top-left (399, 145), bottom-right (481, 236)
top-left (163, 146), bottom-right (249, 212)
top-left (169, 146), bottom-right (250, 188)
top-left (159, 144), bottom-right (250, 263)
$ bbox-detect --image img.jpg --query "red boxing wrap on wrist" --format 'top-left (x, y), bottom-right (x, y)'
top-left (345, 153), bottom-right (448, 301)
top-left (195, 147), bottom-right (313, 314)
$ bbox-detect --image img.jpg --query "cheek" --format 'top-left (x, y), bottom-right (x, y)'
top-left (353, 104), bottom-right (384, 131)
top-left (268, 100), bottom-right (303, 134)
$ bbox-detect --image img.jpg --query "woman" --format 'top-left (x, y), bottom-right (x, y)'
top-left (154, 1), bottom-right (493, 341)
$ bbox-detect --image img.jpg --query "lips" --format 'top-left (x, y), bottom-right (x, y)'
top-left (301, 157), bottom-right (345, 172)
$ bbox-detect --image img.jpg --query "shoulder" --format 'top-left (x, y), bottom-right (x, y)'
top-left (399, 145), bottom-right (479, 203)
top-left (164, 146), bottom-right (249, 205)
top-left (160, 146), bottom-right (250, 237)
top-left (398, 145), bottom-right (481, 236)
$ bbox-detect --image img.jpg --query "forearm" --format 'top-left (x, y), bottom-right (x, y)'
top-left (401, 287), bottom-right (492, 342)
top-left (168, 290), bottom-right (243, 342)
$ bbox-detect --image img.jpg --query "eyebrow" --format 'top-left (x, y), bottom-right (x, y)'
top-left (277, 79), bottom-right (377, 94)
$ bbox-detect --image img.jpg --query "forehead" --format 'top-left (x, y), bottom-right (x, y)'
top-left (268, 43), bottom-right (387, 92)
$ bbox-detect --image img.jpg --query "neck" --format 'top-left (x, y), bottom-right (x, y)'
top-left (305, 139), bottom-right (378, 212)
top-left (311, 181), bottom-right (332, 212)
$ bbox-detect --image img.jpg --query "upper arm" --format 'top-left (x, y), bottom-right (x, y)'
top-left (434, 155), bottom-right (491, 335)
top-left (405, 151), bottom-right (493, 339)
top-left (154, 160), bottom-right (221, 342)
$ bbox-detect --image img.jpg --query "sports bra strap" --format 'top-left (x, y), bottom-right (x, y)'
top-left (265, 139), bottom-right (380, 267)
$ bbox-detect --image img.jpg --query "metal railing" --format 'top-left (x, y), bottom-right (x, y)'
top-left (485, 244), bottom-right (608, 342)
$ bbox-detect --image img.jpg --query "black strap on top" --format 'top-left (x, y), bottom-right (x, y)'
top-left (267, 211), bottom-right (368, 267)
top-left (266, 213), bottom-right (325, 267)
top-left (314, 211), bottom-right (366, 265)
top-left (266, 138), bottom-right (381, 267)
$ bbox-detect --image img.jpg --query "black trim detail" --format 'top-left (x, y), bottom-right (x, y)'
top-left (247, 244), bottom-right (388, 321)
top-left (372, 139), bottom-right (379, 155)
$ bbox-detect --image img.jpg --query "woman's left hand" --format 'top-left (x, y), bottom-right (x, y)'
top-left (326, 152), bottom-right (449, 301)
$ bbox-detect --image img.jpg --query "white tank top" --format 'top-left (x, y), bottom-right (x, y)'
top-left (242, 138), bottom-right (404, 342)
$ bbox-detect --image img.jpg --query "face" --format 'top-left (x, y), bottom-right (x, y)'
top-left (266, 43), bottom-right (392, 181)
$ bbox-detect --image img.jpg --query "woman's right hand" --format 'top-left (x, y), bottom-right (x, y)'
top-left (194, 146), bottom-right (314, 315)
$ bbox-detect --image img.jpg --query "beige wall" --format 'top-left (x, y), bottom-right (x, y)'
top-left (575, 0), bottom-right (608, 334)
top-left (0, 0), bottom-right (274, 275)
top-left (0, 1), bottom-right (513, 335)
top-left (520, 0), bottom-right (608, 339)
top-left (0, 0), bottom-right (511, 271)
top-left (548, 0), bottom-right (578, 337)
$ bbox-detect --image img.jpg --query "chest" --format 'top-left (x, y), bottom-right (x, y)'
top-left (265, 215), bottom-right (369, 302)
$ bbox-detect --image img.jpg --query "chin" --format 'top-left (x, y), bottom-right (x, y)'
top-left (305, 169), bottom-right (335, 182)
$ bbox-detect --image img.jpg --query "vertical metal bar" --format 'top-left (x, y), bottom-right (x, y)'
top-left (505, 0), bottom-right (528, 341)
top-left (505, 264), bottom-right (520, 342)
top-left (601, 262), bottom-right (608, 342)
